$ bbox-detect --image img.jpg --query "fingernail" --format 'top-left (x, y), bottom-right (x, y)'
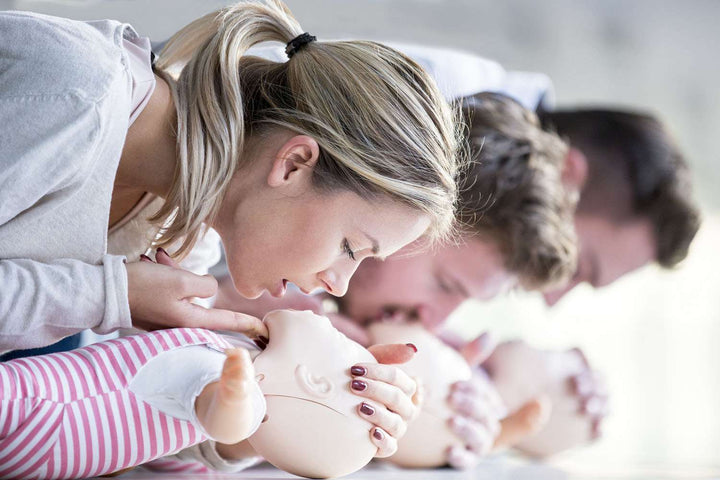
top-left (406, 343), bottom-right (418, 353)
top-left (258, 336), bottom-right (269, 344)
top-left (351, 380), bottom-right (367, 391)
top-left (139, 254), bottom-right (153, 263)
top-left (372, 428), bottom-right (384, 441)
top-left (156, 247), bottom-right (169, 257)
top-left (254, 339), bottom-right (267, 350)
top-left (360, 402), bottom-right (375, 416)
top-left (350, 366), bottom-right (367, 376)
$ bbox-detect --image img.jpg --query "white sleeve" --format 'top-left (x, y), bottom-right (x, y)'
top-left (0, 255), bottom-right (131, 352)
top-left (383, 42), bottom-right (554, 110)
top-left (128, 344), bottom-right (266, 440)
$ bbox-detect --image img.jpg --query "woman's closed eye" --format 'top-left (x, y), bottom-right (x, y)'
top-left (343, 238), bottom-right (357, 261)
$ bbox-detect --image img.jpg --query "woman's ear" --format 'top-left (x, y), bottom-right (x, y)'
top-left (267, 135), bottom-right (320, 188)
top-left (562, 147), bottom-right (588, 192)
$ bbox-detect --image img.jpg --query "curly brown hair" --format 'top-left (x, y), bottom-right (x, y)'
top-left (457, 92), bottom-right (577, 290)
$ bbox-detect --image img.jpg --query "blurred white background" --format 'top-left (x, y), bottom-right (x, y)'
top-left (3, 0), bottom-right (718, 474)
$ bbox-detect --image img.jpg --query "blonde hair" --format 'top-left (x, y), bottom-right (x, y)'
top-left (458, 93), bottom-right (577, 290)
top-left (152, 0), bottom-right (462, 257)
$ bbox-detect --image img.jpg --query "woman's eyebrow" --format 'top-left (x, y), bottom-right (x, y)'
top-left (361, 231), bottom-right (380, 255)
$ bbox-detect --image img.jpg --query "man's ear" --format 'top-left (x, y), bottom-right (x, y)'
top-left (562, 147), bottom-right (588, 192)
top-left (267, 135), bottom-right (320, 188)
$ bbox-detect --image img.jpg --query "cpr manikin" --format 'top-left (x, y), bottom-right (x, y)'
top-left (0, 310), bottom-right (384, 479)
top-left (367, 322), bottom-right (472, 468)
top-left (248, 310), bottom-right (379, 478)
top-left (483, 341), bottom-right (593, 457)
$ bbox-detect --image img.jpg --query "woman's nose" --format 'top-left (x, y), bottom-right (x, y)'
top-left (319, 262), bottom-right (359, 297)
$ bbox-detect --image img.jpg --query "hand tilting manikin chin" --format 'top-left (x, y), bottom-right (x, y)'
top-left (212, 129), bottom-right (432, 301)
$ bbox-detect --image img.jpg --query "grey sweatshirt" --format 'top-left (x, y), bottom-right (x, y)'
top-left (0, 11), bottom-right (136, 351)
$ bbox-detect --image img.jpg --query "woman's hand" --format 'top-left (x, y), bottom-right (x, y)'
top-left (126, 251), bottom-right (268, 339)
top-left (349, 343), bottom-right (421, 458)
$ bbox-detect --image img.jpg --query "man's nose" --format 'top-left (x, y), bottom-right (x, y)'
top-left (416, 298), bottom-right (462, 331)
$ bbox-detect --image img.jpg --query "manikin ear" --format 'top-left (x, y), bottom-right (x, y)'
top-left (266, 135), bottom-right (320, 189)
top-left (561, 147), bottom-right (589, 193)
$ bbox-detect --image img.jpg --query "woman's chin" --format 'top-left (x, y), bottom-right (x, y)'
top-left (232, 279), bottom-right (264, 300)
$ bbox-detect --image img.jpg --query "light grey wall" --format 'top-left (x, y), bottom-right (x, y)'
top-left (10, 0), bottom-right (720, 209)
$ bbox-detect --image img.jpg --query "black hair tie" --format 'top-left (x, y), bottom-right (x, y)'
top-left (286, 32), bottom-right (317, 59)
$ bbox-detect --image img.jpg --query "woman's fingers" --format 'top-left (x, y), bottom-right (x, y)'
top-left (182, 303), bottom-right (269, 339)
top-left (356, 402), bottom-right (406, 438)
top-left (368, 343), bottom-right (417, 365)
top-left (154, 247), bottom-right (180, 268)
top-left (350, 376), bottom-right (416, 421)
top-left (350, 363), bottom-right (416, 397)
top-left (349, 359), bottom-right (418, 457)
top-left (126, 261), bottom-right (268, 339)
top-left (369, 427), bottom-right (398, 458)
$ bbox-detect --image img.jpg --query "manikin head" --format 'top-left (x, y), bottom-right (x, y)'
top-left (366, 322), bottom-right (473, 468)
top-left (340, 93), bottom-right (577, 330)
top-left (151, 0), bottom-right (462, 300)
top-left (249, 309), bottom-right (379, 478)
top-left (540, 109), bottom-right (701, 305)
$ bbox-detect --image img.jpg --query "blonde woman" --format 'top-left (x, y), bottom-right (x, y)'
top-left (0, 0), bottom-right (462, 475)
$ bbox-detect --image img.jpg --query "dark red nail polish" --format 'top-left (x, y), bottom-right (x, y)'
top-left (351, 380), bottom-right (367, 391)
top-left (373, 429), bottom-right (384, 441)
top-left (157, 247), bottom-right (169, 256)
top-left (254, 339), bottom-right (267, 350)
top-left (406, 343), bottom-right (418, 353)
top-left (351, 366), bottom-right (367, 376)
top-left (139, 254), bottom-right (153, 263)
top-left (259, 336), bottom-right (269, 344)
top-left (360, 403), bottom-right (375, 416)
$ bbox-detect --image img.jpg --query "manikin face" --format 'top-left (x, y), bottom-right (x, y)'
top-left (213, 131), bottom-right (431, 300)
top-left (542, 214), bottom-right (657, 306)
top-left (341, 237), bottom-right (518, 332)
